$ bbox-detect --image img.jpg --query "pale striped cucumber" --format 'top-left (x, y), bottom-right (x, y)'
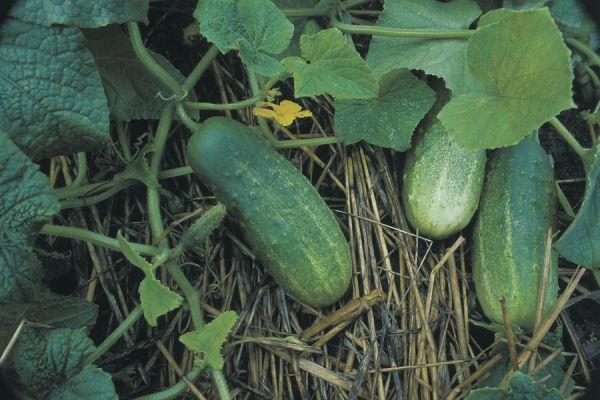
top-left (401, 120), bottom-right (486, 239)
top-left (472, 134), bottom-right (558, 332)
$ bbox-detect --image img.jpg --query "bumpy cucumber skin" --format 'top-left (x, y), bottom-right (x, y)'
top-left (186, 117), bottom-right (351, 307)
top-left (472, 135), bottom-right (558, 332)
top-left (401, 121), bottom-right (486, 239)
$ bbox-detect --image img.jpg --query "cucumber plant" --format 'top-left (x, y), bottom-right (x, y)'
top-left (1, 0), bottom-right (599, 398)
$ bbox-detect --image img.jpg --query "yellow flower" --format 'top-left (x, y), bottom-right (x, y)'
top-left (253, 100), bottom-right (313, 127)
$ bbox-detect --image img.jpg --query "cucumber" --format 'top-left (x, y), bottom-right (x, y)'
top-left (401, 120), bottom-right (486, 239)
top-left (472, 134), bottom-right (558, 332)
top-left (186, 117), bottom-right (351, 307)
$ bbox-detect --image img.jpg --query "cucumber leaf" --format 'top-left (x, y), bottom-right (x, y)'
top-left (0, 19), bottom-right (110, 160)
top-left (555, 146), bottom-right (600, 268)
top-left (0, 131), bottom-right (59, 304)
top-left (9, 0), bottom-right (148, 28)
top-left (83, 26), bottom-right (198, 122)
top-left (334, 69), bottom-right (436, 150)
top-left (366, 0), bottom-right (481, 95)
top-left (549, 0), bottom-right (600, 47)
top-left (47, 366), bottom-right (117, 400)
top-left (117, 231), bottom-right (183, 326)
top-left (138, 276), bottom-right (183, 327)
top-left (179, 311), bottom-right (238, 369)
top-left (282, 28), bottom-right (378, 99)
top-left (466, 372), bottom-right (562, 399)
top-left (194, 0), bottom-right (294, 76)
top-left (12, 327), bottom-right (117, 400)
top-left (503, 0), bottom-right (549, 9)
top-left (438, 8), bottom-right (574, 151)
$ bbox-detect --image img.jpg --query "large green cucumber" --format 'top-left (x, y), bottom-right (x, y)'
top-left (401, 120), bottom-right (486, 239)
top-left (186, 117), bottom-right (351, 307)
top-left (472, 134), bottom-right (558, 332)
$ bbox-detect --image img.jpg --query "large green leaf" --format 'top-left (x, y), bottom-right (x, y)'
top-left (555, 146), bottom-right (600, 268)
top-left (334, 69), bottom-right (436, 150)
top-left (194, 0), bottom-right (294, 76)
top-left (84, 26), bottom-right (197, 121)
top-left (9, 0), bottom-right (148, 28)
top-left (180, 311), bottom-right (238, 369)
top-left (0, 131), bottom-right (59, 304)
top-left (47, 366), bottom-right (117, 400)
top-left (282, 28), bottom-right (378, 99)
top-left (12, 327), bottom-right (116, 400)
top-left (466, 372), bottom-right (563, 399)
top-left (366, 0), bottom-right (481, 95)
top-left (0, 19), bottom-right (110, 160)
top-left (438, 8), bottom-right (574, 150)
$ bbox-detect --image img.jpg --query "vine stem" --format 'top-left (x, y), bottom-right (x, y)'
top-left (548, 117), bottom-right (594, 168)
top-left (84, 305), bottom-right (144, 366)
top-left (55, 166), bottom-right (194, 201)
top-left (127, 22), bottom-right (185, 98)
top-left (274, 136), bottom-right (341, 148)
top-left (40, 224), bottom-right (161, 256)
top-left (134, 362), bottom-right (207, 400)
top-left (176, 103), bottom-right (201, 132)
top-left (148, 106), bottom-right (231, 400)
top-left (70, 152), bottom-right (87, 188)
top-left (182, 45), bottom-right (220, 92)
top-left (565, 38), bottom-right (600, 68)
top-left (331, 18), bottom-right (474, 39)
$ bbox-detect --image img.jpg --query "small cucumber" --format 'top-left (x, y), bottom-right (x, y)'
top-left (186, 117), bottom-right (352, 307)
top-left (472, 134), bottom-right (558, 332)
top-left (401, 120), bottom-right (486, 239)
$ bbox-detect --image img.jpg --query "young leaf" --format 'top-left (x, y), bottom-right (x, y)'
top-left (9, 0), bottom-right (149, 28)
top-left (334, 69), bottom-right (436, 151)
top-left (0, 19), bottom-right (110, 160)
top-left (0, 131), bottom-right (59, 303)
top-left (438, 8), bottom-right (575, 151)
top-left (83, 26), bottom-right (198, 122)
top-left (282, 28), bottom-right (378, 99)
top-left (116, 230), bottom-right (154, 275)
top-left (180, 204), bottom-right (227, 251)
top-left (138, 276), bottom-right (183, 327)
top-left (555, 146), bottom-right (600, 268)
top-left (179, 311), bottom-right (238, 369)
top-left (366, 0), bottom-right (481, 95)
top-left (194, 0), bottom-right (294, 76)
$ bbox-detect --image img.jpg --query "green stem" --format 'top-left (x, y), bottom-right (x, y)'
top-left (148, 107), bottom-right (231, 400)
top-left (127, 22), bottom-right (185, 98)
top-left (274, 136), bottom-right (341, 148)
top-left (176, 103), bottom-right (201, 132)
top-left (84, 305), bottom-right (144, 366)
top-left (70, 153), bottom-right (87, 188)
top-left (331, 18), bottom-right (474, 39)
top-left (60, 180), bottom-right (133, 209)
top-left (134, 362), bottom-right (207, 400)
top-left (248, 71), bottom-right (277, 143)
top-left (40, 224), bottom-right (161, 256)
top-left (565, 38), bottom-right (600, 68)
top-left (55, 166), bottom-right (194, 201)
top-left (281, 8), bottom-right (329, 17)
top-left (548, 117), bottom-right (594, 168)
top-left (182, 45), bottom-right (220, 92)
top-left (185, 96), bottom-right (262, 111)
